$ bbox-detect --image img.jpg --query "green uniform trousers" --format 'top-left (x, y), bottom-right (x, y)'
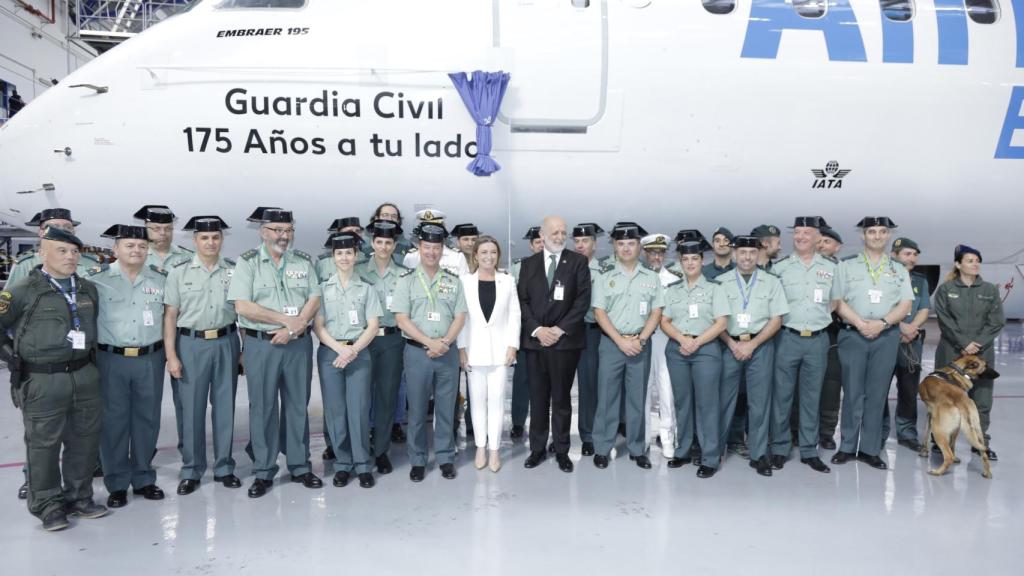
top-left (370, 332), bottom-right (405, 458)
top-left (665, 341), bottom-right (722, 468)
top-left (594, 335), bottom-right (651, 457)
top-left (318, 345), bottom-right (373, 474)
top-left (838, 327), bottom-right (899, 457)
top-left (720, 340), bottom-right (775, 461)
top-left (772, 330), bottom-right (829, 459)
top-left (176, 333), bottom-right (240, 480)
top-left (403, 343), bottom-right (459, 467)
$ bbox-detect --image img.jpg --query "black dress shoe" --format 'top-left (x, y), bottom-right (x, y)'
top-left (214, 474), bottom-right (242, 488)
top-left (42, 510), bottom-right (70, 532)
top-left (593, 454), bottom-right (609, 469)
top-left (801, 457), bottom-right (831, 473)
top-left (750, 457), bottom-right (772, 477)
top-left (391, 424), bottom-right (406, 444)
top-left (409, 466), bottom-right (425, 482)
top-left (581, 442), bottom-right (595, 456)
top-left (132, 485), bottom-right (165, 500)
top-left (322, 446), bottom-right (336, 461)
top-left (176, 479), bottom-right (199, 496)
top-left (375, 454), bottom-right (393, 475)
top-left (524, 451), bottom-right (546, 469)
top-left (291, 472), bottom-right (323, 488)
top-left (510, 425), bottom-right (524, 439)
top-left (107, 490), bottom-right (128, 508)
top-left (898, 438), bottom-right (923, 452)
top-left (830, 450), bottom-right (855, 465)
top-left (18, 482), bottom-right (28, 500)
top-left (971, 447), bottom-right (998, 461)
top-left (770, 455), bottom-right (786, 470)
top-left (358, 473), bottom-right (375, 488)
top-left (696, 465), bottom-right (717, 478)
top-left (556, 453), bottom-right (574, 473)
top-left (247, 478), bottom-right (271, 498)
top-left (819, 436), bottom-right (837, 450)
top-left (440, 463), bottom-right (457, 479)
top-left (630, 455), bottom-right (652, 469)
top-left (856, 452), bottom-right (888, 470)
top-left (667, 456), bottom-right (692, 469)
top-left (333, 471), bottom-right (351, 487)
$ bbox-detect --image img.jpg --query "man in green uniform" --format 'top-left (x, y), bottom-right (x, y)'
top-left (816, 227), bottom-right (843, 450)
top-left (770, 217), bottom-right (836, 473)
top-left (392, 224), bottom-right (467, 482)
top-left (1, 227), bottom-right (107, 531)
top-left (89, 224), bottom-right (169, 507)
top-left (880, 237), bottom-right (930, 452)
top-left (7, 208), bottom-right (99, 501)
top-left (163, 216), bottom-right (241, 495)
top-left (228, 208), bottom-right (323, 498)
top-left (831, 217), bottom-right (913, 470)
top-left (314, 232), bottom-right (382, 489)
top-left (591, 223), bottom-right (664, 470)
top-left (751, 224), bottom-right (782, 271)
top-left (717, 236), bottom-right (788, 477)
top-left (572, 222), bottom-right (605, 456)
top-left (6, 208), bottom-right (100, 286)
top-left (360, 220), bottom-right (410, 474)
top-left (702, 227), bottom-right (735, 280)
top-left (509, 225), bottom-right (543, 439)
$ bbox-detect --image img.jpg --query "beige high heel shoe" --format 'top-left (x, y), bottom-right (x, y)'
top-left (475, 447), bottom-right (487, 469)
top-left (489, 449), bottom-right (501, 472)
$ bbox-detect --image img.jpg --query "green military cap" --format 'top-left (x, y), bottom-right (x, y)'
top-left (820, 227), bottom-right (843, 243)
top-left (41, 226), bottom-right (83, 248)
top-left (891, 237), bottom-right (920, 254)
top-left (855, 216), bottom-right (897, 229)
top-left (26, 208), bottom-right (80, 227)
top-left (133, 205), bottom-right (175, 223)
top-left (711, 226), bottom-right (734, 243)
top-left (751, 224), bottom-right (781, 238)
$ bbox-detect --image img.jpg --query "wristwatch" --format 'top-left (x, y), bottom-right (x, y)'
top-left (880, 319), bottom-right (890, 329)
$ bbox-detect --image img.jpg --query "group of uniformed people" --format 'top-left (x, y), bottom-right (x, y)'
top-left (2, 204), bottom-right (1005, 532)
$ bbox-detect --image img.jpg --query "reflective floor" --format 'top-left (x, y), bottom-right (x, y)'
top-left (2, 321), bottom-right (1023, 575)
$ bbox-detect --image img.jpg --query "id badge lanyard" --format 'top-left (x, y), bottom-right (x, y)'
top-left (734, 269), bottom-right (758, 313)
top-left (417, 270), bottom-right (440, 318)
top-left (41, 270), bottom-right (82, 338)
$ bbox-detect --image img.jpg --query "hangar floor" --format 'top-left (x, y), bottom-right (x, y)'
top-left (1, 320), bottom-right (1022, 576)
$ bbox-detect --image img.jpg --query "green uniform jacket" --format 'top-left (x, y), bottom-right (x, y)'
top-left (0, 270), bottom-right (99, 364)
top-left (227, 245), bottom-right (321, 332)
top-left (164, 255), bottom-right (238, 330)
top-left (932, 276), bottom-right (1005, 367)
top-left (87, 263), bottom-right (167, 347)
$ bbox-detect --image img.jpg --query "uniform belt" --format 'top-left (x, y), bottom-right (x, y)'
top-left (730, 331), bottom-right (761, 342)
top-left (404, 338), bottom-right (430, 350)
top-left (783, 326), bottom-right (828, 338)
top-left (98, 341), bottom-right (164, 357)
top-left (178, 324), bottom-right (237, 340)
top-left (839, 322), bottom-right (896, 333)
top-left (242, 327), bottom-right (309, 341)
top-left (377, 326), bottom-right (399, 337)
top-left (24, 357), bottom-right (91, 374)
top-left (319, 341), bottom-right (353, 350)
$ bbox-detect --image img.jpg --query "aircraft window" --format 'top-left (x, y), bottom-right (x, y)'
top-left (702, 0), bottom-right (736, 15)
top-left (964, 0), bottom-right (999, 24)
top-left (215, 0), bottom-right (307, 9)
top-left (792, 0), bottom-right (826, 18)
top-left (880, 0), bottom-right (913, 21)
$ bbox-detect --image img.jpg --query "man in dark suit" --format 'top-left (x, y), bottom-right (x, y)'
top-left (518, 216), bottom-right (591, 473)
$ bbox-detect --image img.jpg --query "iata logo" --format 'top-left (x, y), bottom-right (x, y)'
top-left (811, 161), bottom-right (852, 189)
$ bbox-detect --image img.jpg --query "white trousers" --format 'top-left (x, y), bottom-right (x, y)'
top-left (645, 330), bottom-right (677, 457)
top-left (467, 364), bottom-right (508, 450)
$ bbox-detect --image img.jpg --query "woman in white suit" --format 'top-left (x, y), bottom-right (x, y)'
top-left (457, 236), bottom-right (521, 472)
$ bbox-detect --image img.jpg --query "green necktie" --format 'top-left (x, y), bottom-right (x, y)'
top-left (547, 254), bottom-right (557, 287)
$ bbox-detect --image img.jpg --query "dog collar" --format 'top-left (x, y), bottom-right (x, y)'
top-left (947, 362), bottom-right (971, 380)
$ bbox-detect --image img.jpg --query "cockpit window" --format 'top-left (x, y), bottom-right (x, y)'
top-left (964, 0), bottom-right (999, 24)
top-left (702, 0), bottom-right (736, 15)
top-left (880, 0), bottom-right (914, 22)
top-left (215, 0), bottom-right (307, 9)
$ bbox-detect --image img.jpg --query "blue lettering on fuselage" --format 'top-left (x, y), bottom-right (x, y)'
top-left (741, 0), bottom-right (866, 62)
top-left (996, 87), bottom-right (1024, 159)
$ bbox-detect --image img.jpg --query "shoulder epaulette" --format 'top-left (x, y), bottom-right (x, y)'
top-left (667, 268), bottom-right (685, 279)
top-left (774, 254), bottom-right (793, 266)
top-left (224, 258), bottom-right (236, 267)
top-left (441, 268), bottom-right (458, 278)
top-left (15, 250), bottom-right (36, 263)
top-left (406, 247), bottom-right (418, 254)
top-left (640, 262), bottom-right (656, 272)
top-left (318, 252), bottom-right (332, 261)
top-left (598, 261), bottom-right (615, 274)
top-left (358, 275), bottom-right (374, 285)
top-left (666, 278), bottom-right (684, 289)
top-left (825, 255), bottom-right (839, 264)
top-left (149, 264), bottom-right (169, 277)
top-left (395, 262), bottom-right (411, 272)
top-left (598, 255), bottom-right (612, 264)
top-left (79, 252), bottom-right (100, 263)
top-left (841, 254), bottom-right (859, 261)
top-left (240, 248), bottom-right (259, 261)
top-left (84, 263), bottom-right (109, 277)
top-left (178, 245), bottom-right (195, 254)
top-left (293, 250), bottom-right (312, 261)
top-left (399, 268), bottom-right (415, 278)
top-left (172, 259), bottom-right (190, 269)
top-left (758, 267), bottom-right (779, 278)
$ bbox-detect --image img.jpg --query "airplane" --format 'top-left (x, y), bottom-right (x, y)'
top-left (1, 0), bottom-right (1022, 317)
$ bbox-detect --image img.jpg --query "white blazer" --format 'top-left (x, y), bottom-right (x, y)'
top-left (457, 271), bottom-right (522, 366)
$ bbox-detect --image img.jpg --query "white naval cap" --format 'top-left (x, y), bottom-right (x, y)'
top-left (641, 233), bottom-right (670, 250)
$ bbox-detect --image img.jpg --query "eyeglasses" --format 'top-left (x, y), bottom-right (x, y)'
top-left (264, 226), bottom-right (295, 235)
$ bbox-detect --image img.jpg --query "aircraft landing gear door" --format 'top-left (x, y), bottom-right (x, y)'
top-left (493, 0), bottom-right (608, 135)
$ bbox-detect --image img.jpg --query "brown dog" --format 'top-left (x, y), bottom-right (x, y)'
top-left (918, 354), bottom-right (1000, 478)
